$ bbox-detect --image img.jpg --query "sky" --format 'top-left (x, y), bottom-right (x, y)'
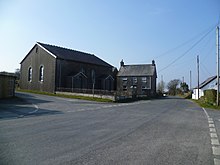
top-left (0, 0), bottom-right (220, 88)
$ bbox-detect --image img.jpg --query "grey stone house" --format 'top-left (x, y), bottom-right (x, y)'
top-left (116, 60), bottom-right (157, 98)
top-left (20, 42), bottom-right (117, 93)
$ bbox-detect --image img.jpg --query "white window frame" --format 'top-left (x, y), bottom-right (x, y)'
top-left (133, 77), bottom-right (137, 85)
top-left (142, 77), bottom-right (147, 83)
top-left (39, 65), bottom-right (44, 82)
top-left (28, 67), bottom-right (32, 82)
top-left (142, 76), bottom-right (151, 89)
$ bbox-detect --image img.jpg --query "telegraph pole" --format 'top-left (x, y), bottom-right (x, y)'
top-left (190, 70), bottom-right (192, 90)
top-left (217, 26), bottom-right (219, 106)
top-left (197, 55), bottom-right (200, 99)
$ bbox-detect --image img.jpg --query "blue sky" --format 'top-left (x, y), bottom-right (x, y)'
top-left (0, 0), bottom-right (219, 87)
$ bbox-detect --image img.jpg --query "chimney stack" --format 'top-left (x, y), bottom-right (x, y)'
top-left (120, 59), bottom-right (124, 67)
top-left (152, 60), bottom-right (155, 66)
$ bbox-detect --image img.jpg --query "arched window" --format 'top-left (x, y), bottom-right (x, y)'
top-left (28, 67), bottom-right (32, 82)
top-left (39, 66), bottom-right (44, 81)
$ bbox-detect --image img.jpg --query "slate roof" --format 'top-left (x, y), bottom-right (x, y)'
top-left (21, 42), bottom-right (113, 67)
top-left (117, 64), bottom-right (157, 77)
top-left (0, 72), bottom-right (16, 77)
top-left (39, 42), bottom-right (113, 67)
top-left (194, 76), bottom-right (217, 89)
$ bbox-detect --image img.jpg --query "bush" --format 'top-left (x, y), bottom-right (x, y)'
top-left (204, 89), bottom-right (216, 104)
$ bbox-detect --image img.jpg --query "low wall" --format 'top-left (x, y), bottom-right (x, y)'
top-left (0, 73), bottom-right (16, 99)
top-left (55, 91), bottom-right (115, 101)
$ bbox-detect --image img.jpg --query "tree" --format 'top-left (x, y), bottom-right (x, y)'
top-left (167, 79), bottom-right (180, 95)
top-left (180, 82), bottom-right (189, 93)
top-left (14, 68), bottom-right (20, 80)
top-left (157, 80), bottom-right (165, 93)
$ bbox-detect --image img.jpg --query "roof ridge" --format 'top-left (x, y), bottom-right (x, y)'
top-left (195, 75), bottom-right (217, 89)
top-left (37, 42), bottom-right (94, 56)
top-left (36, 42), bottom-right (112, 67)
top-left (124, 64), bottom-right (153, 66)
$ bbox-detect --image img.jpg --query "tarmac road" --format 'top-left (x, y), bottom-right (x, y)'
top-left (0, 92), bottom-right (217, 165)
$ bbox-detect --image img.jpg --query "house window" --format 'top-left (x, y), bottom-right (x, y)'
top-left (122, 77), bottom-right (127, 85)
top-left (142, 77), bottom-right (147, 83)
top-left (122, 78), bottom-right (127, 91)
top-left (28, 67), bottom-right (32, 82)
top-left (142, 77), bottom-right (151, 89)
top-left (142, 86), bottom-right (147, 90)
top-left (123, 85), bottom-right (127, 91)
top-left (133, 77), bottom-right (137, 85)
top-left (39, 66), bottom-right (44, 81)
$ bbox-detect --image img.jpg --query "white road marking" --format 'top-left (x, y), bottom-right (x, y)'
top-left (213, 146), bottom-right (220, 155)
top-left (203, 107), bottom-right (209, 117)
top-left (209, 118), bottom-right (213, 121)
top-left (28, 104), bottom-right (39, 114)
top-left (214, 158), bottom-right (220, 165)
top-left (212, 139), bottom-right (220, 145)
top-left (203, 107), bottom-right (220, 164)
top-left (65, 101), bottom-right (151, 113)
top-left (211, 133), bottom-right (218, 138)
top-left (210, 128), bottom-right (217, 133)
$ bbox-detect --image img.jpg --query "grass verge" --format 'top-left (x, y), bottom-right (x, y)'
top-left (192, 99), bottom-right (220, 110)
top-left (16, 89), bottom-right (113, 103)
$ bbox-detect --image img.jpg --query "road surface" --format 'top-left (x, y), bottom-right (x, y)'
top-left (0, 92), bottom-right (219, 165)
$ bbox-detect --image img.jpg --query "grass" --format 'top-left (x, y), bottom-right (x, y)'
top-left (16, 89), bottom-right (113, 103)
top-left (192, 99), bottom-right (220, 110)
top-left (172, 92), bottom-right (220, 110)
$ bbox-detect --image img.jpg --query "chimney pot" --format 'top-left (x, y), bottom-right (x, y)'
top-left (152, 60), bottom-right (155, 66)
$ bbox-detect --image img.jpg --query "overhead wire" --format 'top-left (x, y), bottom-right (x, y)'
top-left (201, 62), bottom-right (212, 76)
top-left (169, 28), bottom-right (215, 71)
top-left (153, 24), bottom-right (218, 60)
top-left (158, 24), bottom-right (216, 73)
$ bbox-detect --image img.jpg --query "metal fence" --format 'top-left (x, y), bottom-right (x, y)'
top-left (56, 87), bottom-right (115, 96)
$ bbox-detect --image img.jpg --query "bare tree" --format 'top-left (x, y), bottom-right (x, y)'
top-left (167, 79), bottom-right (180, 95)
top-left (157, 80), bottom-right (165, 93)
top-left (14, 68), bottom-right (20, 80)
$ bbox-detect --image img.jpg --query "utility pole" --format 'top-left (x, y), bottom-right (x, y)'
top-left (197, 55), bottom-right (200, 100)
top-left (182, 76), bottom-right (184, 83)
top-left (217, 26), bottom-right (219, 106)
top-left (190, 70), bottom-right (192, 90)
top-left (161, 75), bottom-right (164, 93)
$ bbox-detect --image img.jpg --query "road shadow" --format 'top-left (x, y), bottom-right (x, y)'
top-left (156, 96), bottom-right (185, 100)
top-left (0, 95), bottom-right (63, 120)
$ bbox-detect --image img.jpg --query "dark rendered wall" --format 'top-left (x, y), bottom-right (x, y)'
top-left (55, 59), bottom-right (117, 91)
